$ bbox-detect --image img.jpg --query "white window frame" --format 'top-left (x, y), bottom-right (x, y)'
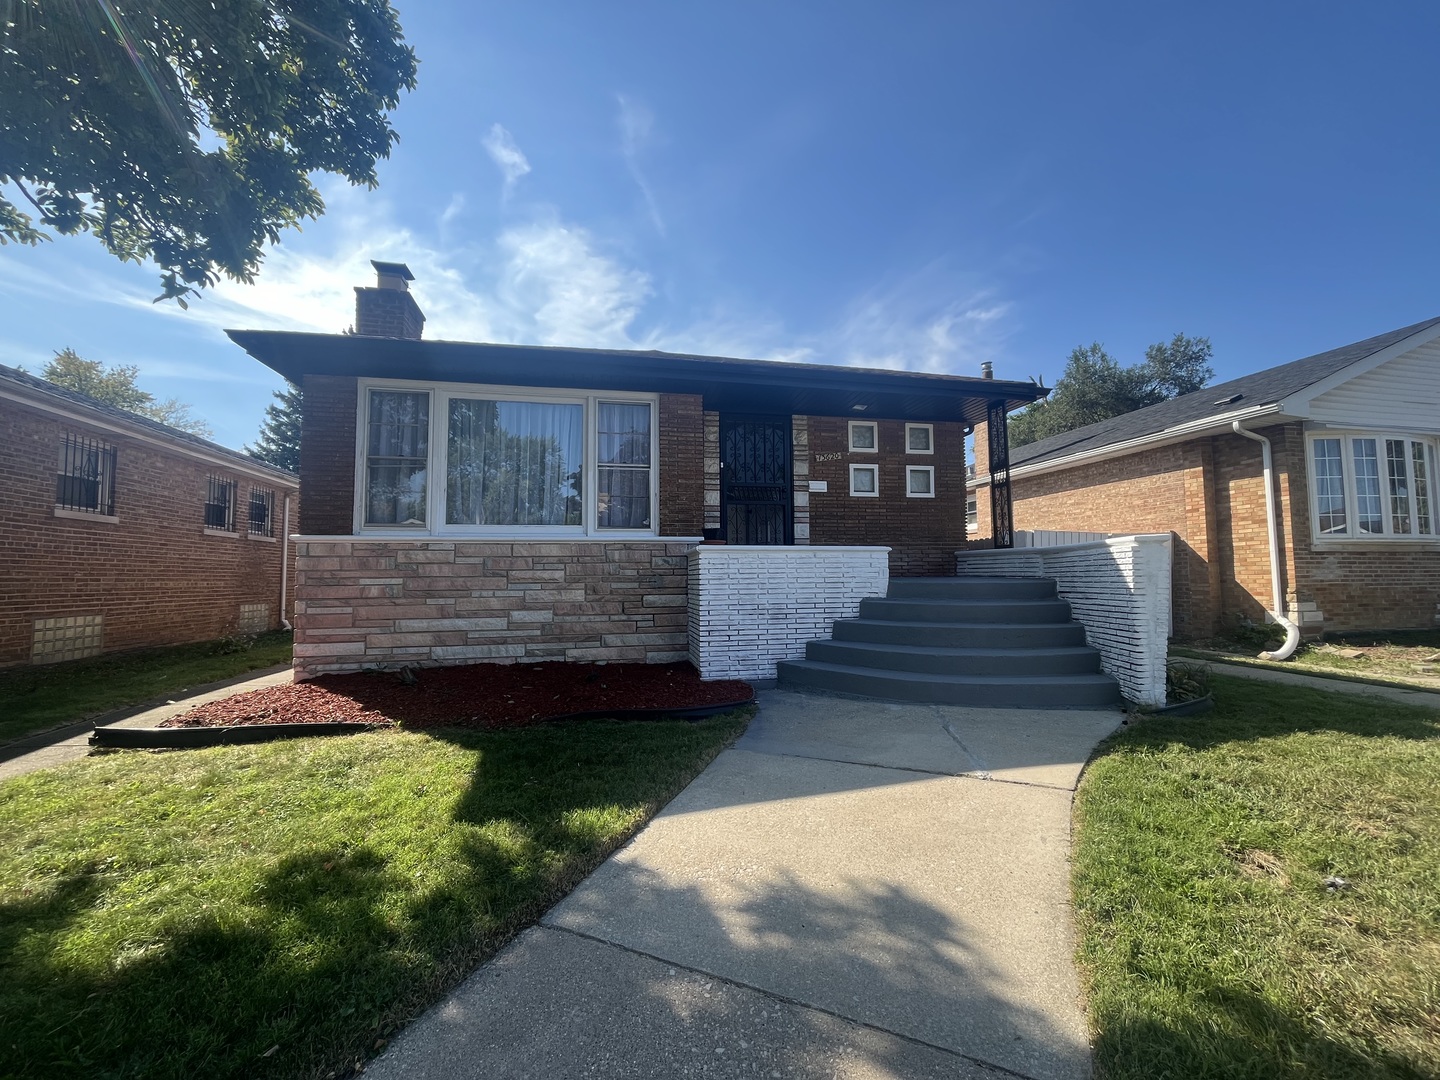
top-left (905, 465), bottom-right (936, 498)
top-left (354, 378), bottom-right (659, 538)
top-left (848, 420), bottom-right (878, 453)
top-left (905, 423), bottom-right (934, 455)
top-left (1305, 429), bottom-right (1440, 544)
top-left (849, 463), bottom-right (879, 497)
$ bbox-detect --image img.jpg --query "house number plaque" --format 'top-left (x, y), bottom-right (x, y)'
top-left (813, 452), bottom-right (843, 462)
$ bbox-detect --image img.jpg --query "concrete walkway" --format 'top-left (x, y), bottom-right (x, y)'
top-left (1200, 660), bottom-right (1440, 710)
top-left (367, 690), bottom-right (1123, 1080)
top-left (0, 665), bottom-right (293, 783)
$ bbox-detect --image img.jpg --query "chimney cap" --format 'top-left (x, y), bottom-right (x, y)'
top-left (371, 260), bottom-right (415, 282)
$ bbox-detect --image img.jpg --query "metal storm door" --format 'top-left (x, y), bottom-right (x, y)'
top-left (720, 416), bottom-right (793, 545)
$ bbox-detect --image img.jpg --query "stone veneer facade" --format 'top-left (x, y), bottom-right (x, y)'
top-left (292, 539), bottom-right (693, 679)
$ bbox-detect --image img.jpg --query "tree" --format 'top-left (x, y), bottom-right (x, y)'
top-left (246, 382), bottom-right (303, 474)
top-left (42, 349), bottom-right (213, 438)
top-left (1008, 334), bottom-right (1213, 448)
top-left (0, 1), bottom-right (417, 303)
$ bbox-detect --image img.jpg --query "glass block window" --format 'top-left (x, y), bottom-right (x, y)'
top-left (248, 487), bottom-right (275, 537)
top-left (32, 614), bottom-right (103, 663)
top-left (205, 476), bottom-right (236, 531)
top-left (237, 604), bottom-right (270, 633)
top-left (56, 433), bottom-right (116, 515)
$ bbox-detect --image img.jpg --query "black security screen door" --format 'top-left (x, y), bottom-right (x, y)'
top-left (720, 416), bottom-right (792, 545)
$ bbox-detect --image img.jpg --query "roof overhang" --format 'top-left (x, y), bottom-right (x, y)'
top-left (969, 402), bottom-right (1290, 487)
top-left (1277, 319), bottom-right (1440, 415)
top-left (226, 331), bottom-right (1046, 426)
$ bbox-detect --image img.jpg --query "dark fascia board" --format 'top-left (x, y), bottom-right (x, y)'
top-left (225, 330), bottom-right (1045, 425)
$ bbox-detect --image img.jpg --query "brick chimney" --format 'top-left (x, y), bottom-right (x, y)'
top-left (354, 260), bottom-right (425, 339)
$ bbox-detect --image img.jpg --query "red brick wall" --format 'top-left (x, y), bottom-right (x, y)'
top-left (299, 375), bottom-right (358, 535)
top-left (0, 396), bottom-right (297, 666)
top-left (658, 394), bottom-right (704, 536)
top-left (803, 416), bottom-right (968, 576)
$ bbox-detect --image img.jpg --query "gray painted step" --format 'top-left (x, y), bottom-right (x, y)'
top-left (775, 659), bottom-right (1122, 708)
top-left (832, 618), bottom-right (1089, 649)
top-left (859, 597), bottom-right (1073, 625)
top-left (805, 639), bottom-right (1103, 676)
top-left (886, 576), bottom-right (1057, 601)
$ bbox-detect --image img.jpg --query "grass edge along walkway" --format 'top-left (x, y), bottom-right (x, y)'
top-left (0, 631), bottom-right (294, 746)
top-left (0, 712), bottom-right (750, 1080)
top-left (1073, 675), bottom-right (1440, 1080)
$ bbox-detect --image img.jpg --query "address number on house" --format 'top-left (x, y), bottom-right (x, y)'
top-left (813, 452), bottom-right (843, 463)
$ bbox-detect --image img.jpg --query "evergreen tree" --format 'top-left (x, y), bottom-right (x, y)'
top-left (42, 348), bottom-right (213, 437)
top-left (246, 383), bottom-right (303, 474)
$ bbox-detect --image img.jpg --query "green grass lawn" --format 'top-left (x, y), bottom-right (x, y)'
top-left (1074, 675), bottom-right (1440, 1079)
top-left (0, 631), bottom-right (293, 744)
top-left (1174, 629), bottom-right (1440, 695)
top-left (0, 713), bottom-right (748, 1079)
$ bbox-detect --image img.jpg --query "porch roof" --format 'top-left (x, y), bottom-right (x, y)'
top-left (226, 330), bottom-right (1045, 426)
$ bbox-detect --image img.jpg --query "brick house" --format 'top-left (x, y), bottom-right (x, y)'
top-left (227, 263), bottom-right (1044, 680)
top-left (969, 317), bottom-right (1440, 640)
top-left (0, 365), bottom-right (299, 667)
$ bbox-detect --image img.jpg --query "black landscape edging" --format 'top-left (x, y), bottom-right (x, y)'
top-left (90, 722), bottom-right (381, 749)
top-left (1141, 694), bottom-right (1215, 718)
top-left (543, 696), bottom-right (756, 724)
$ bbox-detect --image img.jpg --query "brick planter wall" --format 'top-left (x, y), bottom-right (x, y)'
top-left (956, 534), bottom-right (1173, 707)
top-left (688, 545), bottom-right (890, 681)
top-left (291, 540), bottom-right (696, 679)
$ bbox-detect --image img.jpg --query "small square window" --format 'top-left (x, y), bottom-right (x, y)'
top-left (849, 421), bottom-right (878, 452)
top-left (905, 424), bottom-right (934, 454)
top-left (907, 466), bottom-right (935, 497)
top-left (850, 463), bottom-right (879, 497)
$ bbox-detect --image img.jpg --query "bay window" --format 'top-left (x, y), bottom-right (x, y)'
top-left (1308, 432), bottom-right (1438, 540)
top-left (361, 382), bottom-right (655, 535)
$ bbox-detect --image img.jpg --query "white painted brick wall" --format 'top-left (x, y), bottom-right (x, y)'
top-left (956, 534), bottom-right (1172, 707)
top-left (689, 546), bottom-right (890, 681)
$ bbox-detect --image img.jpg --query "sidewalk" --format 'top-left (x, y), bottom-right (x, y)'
top-left (366, 689), bottom-right (1123, 1080)
top-left (1200, 659), bottom-right (1440, 710)
top-left (0, 665), bottom-right (293, 783)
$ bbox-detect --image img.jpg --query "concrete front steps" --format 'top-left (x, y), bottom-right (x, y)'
top-left (776, 576), bottom-right (1122, 708)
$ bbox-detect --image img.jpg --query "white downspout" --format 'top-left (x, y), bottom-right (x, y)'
top-left (279, 494), bottom-right (293, 631)
top-left (1231, 422), bottom-right (1300, 660)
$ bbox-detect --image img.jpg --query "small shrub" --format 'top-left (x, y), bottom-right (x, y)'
top-left (1222, 617), bottom-right (1286, 652)
top-left (1165, 661), bottom-right (1211, 704)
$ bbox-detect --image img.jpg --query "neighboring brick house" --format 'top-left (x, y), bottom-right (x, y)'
top-left (227, 262), bottom-right (1043, 679)
top-left (0, 365), bottom-right (300, 667)
top-left (969, 317), bottom-right (1440, 640)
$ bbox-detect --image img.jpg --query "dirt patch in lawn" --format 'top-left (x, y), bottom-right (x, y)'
top-left (162, 662), bottom-right (754, 730)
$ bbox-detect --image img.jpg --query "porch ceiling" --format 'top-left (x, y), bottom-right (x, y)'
top-left (227, 330), bottom-right (1045, 425)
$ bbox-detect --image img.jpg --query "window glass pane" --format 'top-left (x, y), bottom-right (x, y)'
top-left (851, 466), bottom-right (876, 493)
top-left (446, 399), bottom-right (582, 526)
top-left (908, 468), bottom-right (933, 494)
top-left (1386, 439), bottom-right (1412, 534)
top-left (1351, 438), bottom-right (1383, 534)
top-left (908, 426), bottom-right (932, 452)
top-left (1311, 438), bottom-right (1347, 535)
top-left (597, 466), bottom-right (651, 528)
top-left (850, 423), bottom-right (876, 450)
top-left (1414, 441), bottom-right (1433, 535)
top-left (598, 403), bottom-right (651, 465)
top-left (366, 391), bottom-right (429, 525)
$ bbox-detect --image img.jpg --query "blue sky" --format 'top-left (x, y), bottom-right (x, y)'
top-left (3, 2), bottom-right (1438, 450)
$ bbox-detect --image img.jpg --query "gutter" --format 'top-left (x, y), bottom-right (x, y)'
top-left (968, 402), bottom-right (1285, 488)
top-left (280, 495), bottom-right (293, 631)
top-left (1230, 421), bottom-right (1301, 661)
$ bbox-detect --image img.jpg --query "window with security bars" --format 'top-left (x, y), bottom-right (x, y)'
top-left (205, 476), bottom-right (236, 531)
top-left (56, 433), bottom-right (116, 515)
top-left (248, 486), bottom-right (275, 536)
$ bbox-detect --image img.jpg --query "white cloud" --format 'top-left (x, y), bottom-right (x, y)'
top-left (617, 95), bottom-right (665, 237)
top-left (481, 123), bottom-right (531, 200)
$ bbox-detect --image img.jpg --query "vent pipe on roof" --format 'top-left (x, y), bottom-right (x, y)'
top-left (980, 361), bottom-right (994, 379)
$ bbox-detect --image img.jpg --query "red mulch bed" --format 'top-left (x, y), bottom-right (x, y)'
top-left (162, 662), bottom-right (754, 731)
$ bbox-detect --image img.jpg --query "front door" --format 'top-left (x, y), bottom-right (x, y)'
top-left (720, 416), bottom-right (792, 545)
